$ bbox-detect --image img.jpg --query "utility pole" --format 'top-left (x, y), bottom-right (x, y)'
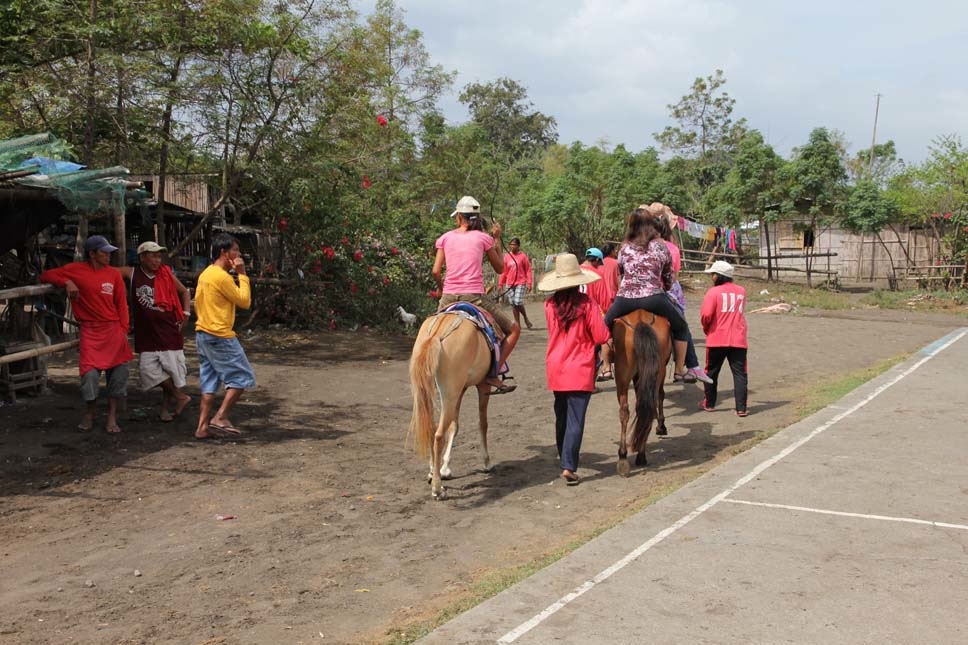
top-left (869, 93), bottom-right (882, 172)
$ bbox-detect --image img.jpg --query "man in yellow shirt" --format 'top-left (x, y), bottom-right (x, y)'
top-left (193, 233), bottom-right (256, 439)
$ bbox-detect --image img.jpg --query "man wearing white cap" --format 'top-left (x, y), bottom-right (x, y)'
top-left (40, 235), bottom-right (133, 433)
top-left (119, 241), bottom-right (193, 422)
top-left (699, 261), bottom-right (749, 416)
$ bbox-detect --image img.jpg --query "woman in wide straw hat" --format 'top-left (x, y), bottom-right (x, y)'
top-left (538, 253), bottom-right (610, 485)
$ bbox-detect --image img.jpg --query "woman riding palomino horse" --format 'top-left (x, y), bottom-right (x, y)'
top-left (432, 195), bottom-right (520, 395)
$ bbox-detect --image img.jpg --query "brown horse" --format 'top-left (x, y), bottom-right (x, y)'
top-left (612, 310), bottom-right (673, 476)
top-left (407, 312), bottom-right (495, 500)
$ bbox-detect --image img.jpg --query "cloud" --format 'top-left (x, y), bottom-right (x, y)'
top-left (356, 0), bottom-right (968, 162)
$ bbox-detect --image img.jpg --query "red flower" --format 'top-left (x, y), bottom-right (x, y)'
top-left (329, 320), bottom-right (337, 330)
top-left (321, 246), bottom-right (335, 260)
top-left (390, 247), bottom-right (399, 255)
top-left (428, 289), bottom-right (440, 298)
top-left (932, 212), bottom-right (940, 219)
top-left (278, 217), bottom-right (288, 231)
top-left (341, 236), bottom-right (349, 245)
top-left (376, 114), bottom-right (388, 127)
top-left (943, 212), bottom-right (952, 219)
top-left (368, 266), bottom-right (374, 273)
top-left (352, 250), bottom-right (363, 262)
top-left (382, 276), bottom-right (390, 286)
top-left (349, 281), bottom-right (358, 294)
top-left (362, 175), bottom-right (372, 189)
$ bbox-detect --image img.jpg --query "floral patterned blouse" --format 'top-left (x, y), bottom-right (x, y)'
top-left (616, 238), bottom-right (674, 299)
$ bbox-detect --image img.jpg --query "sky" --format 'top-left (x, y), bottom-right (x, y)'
top-left (353, 0), bottom-right (967, 164)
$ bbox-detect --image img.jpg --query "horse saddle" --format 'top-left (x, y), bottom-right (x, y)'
top-left (439, 302), bottom-right (503, 376)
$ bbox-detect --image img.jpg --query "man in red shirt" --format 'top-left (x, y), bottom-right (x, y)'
top-left (699, 261), bottom-right (749, 416)
top-left (40, 235), bottom-right (133, 433)
top-left (119, 242), bottom-right (193, 423)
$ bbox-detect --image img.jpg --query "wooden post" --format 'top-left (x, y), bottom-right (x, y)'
top-left (112, 205), bottom-right (126, 267)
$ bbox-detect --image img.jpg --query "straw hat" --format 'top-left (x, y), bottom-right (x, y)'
top-left (537, 253), bottom-right (602, 292)
top-left (704, 260), bottom-right (735, 278)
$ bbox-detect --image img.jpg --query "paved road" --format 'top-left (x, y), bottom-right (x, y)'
top-left (421, 328), bottom-right (968, 644)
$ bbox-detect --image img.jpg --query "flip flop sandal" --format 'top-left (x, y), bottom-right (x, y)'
top-left (208, 423), bottom-right (242, 437)
top-left (736, 410), bottom-right (748, 417)
top-left (562, 474), bottom-right (580, 486)
top-left (596, 371), bottom-right (613, 382)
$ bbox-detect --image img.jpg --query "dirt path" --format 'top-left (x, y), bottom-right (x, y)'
top-left (0, 299), bottom-right (963, 644)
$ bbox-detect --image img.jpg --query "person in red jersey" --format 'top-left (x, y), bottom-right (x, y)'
top-left (699, 261), bottom-right (749, 416)
top-left (39, 235), bottom-right (133, 433)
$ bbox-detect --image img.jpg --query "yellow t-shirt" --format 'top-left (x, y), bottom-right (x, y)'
top-left (194, 264), bottom-right (251, 338)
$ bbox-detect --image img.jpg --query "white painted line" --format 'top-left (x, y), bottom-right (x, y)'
top-left (495, 328), bottom-right (968, 644)
top-left (723, 498), bottom-right (968, 531)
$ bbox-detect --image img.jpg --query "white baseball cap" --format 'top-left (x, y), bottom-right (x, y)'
top-left (704, 260), bottom-right (735, 278)
top-left (450, 195), bottom-right (481, 218)
top-left (137, 241), bottom-right (167, 254)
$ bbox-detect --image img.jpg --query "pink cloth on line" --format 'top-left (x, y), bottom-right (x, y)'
top-left (435, 229), bottom-right (495, 294)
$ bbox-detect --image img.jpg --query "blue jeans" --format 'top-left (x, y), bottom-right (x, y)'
top-left (554, 391), bottom-right (592, 472)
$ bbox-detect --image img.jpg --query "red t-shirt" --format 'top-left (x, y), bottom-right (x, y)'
top-left (580, 262), bottom-right (615, 314)
top-left (131, 267), bottom-right (184, 352)
top-left (40, 262), bottom-right (129, 329)
top-left (700, 282), bottom-right (748, 348)
top-left (601, 256), bottom-right (620, 293)
top-left (544, 293), bottom-right (610, 392)
top-left (498, 251), bottom-right (533, 288)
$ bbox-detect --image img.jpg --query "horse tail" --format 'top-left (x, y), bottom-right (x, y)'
top-left (631, 322), bottom-right (660, 452)
top-left (408, 330), bottom-right (442, 459)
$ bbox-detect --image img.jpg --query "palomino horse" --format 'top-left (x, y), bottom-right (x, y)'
top-left (612, 310), bottom-right (673, 476)
top-left (407, 311), bottom-right (495, 500)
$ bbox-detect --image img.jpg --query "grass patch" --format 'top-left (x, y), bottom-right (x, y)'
top-left (860, 289), bottom-right (968, 314)
top-left (742, 282), bottom-right (855, 310)
top-left (795, 354), bottom-right (909, 418)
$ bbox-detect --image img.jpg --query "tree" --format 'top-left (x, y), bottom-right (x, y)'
top-left (654, 69), bottom-right (748, 211)
top-left (844, 179), bottom-right (902, 284)
top-left (779, 127), bottom-right (849, 286)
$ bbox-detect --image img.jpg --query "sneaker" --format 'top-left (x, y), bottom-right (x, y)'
top-left (699, 399), bottom-right (715, 412)
top-left (687, 367), bottom-right (714, 384)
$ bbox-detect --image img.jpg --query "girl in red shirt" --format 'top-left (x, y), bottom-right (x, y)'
top-left (699, 261), bottom-right (749, 416)
top-left (539, 253), bottom-right (610, 485)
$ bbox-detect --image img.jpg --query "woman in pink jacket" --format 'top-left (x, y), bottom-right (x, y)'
top-left (539, 253), bottom-right (610, 485)
top-left (699, 261), bottom-right (749, 416)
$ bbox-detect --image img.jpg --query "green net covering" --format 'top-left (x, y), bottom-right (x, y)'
top-left (0, 133), bottom-right (145, 215)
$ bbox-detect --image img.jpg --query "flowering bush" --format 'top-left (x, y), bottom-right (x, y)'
top-left (259, 226), bottom-right (438, 330)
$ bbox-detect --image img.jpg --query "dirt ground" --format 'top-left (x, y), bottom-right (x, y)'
top-left (1, 286), bottom-right (964, 645)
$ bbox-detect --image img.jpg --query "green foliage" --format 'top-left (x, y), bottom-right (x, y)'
top-left (780, 127), bottom-right (848, 222)
top-left (843, 179), bottom-right (900, 233)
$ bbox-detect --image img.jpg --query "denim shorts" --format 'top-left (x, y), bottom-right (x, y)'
top-left (195, 332), bottom-right (256, 394)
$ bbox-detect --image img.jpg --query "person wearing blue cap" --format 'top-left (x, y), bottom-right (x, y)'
top-left (40, 235), bottom-right (133, 433)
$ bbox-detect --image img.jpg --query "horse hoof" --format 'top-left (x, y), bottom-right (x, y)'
top-left (656, 426), bottom-right (668, 436)
top-left (441, 471), bottom-right (453, 480)
top-left (432, 488), bottom-right (447, 500)
top-left (427, 473), bottom-right (433, 483)
top-left (616, 459), bottom-right (630, 478)
top-left (635, 452), bottom-right (648, 466)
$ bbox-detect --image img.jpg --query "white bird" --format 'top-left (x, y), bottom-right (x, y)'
top-left (396, 305), bottom-right (418, 327)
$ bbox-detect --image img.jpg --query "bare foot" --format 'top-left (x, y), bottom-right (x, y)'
top-left (106, 422), bottom-right (122, 434)
top-left (159, 408), bottom-right (173, 422)
top-left (77, 415), bottom-right (94, 432)
top-left (173, 395), bottom-right (191, 416)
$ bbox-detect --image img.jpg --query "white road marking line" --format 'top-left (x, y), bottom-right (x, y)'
top-left (723, 498), bottom-right (968, 531)
top-left (496, 327), bottom-right (968, 644)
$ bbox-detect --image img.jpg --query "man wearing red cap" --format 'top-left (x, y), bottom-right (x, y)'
top-left (40, 235), bottom-right (133, 433)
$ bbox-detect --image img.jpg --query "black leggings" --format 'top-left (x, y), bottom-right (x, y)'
top-left (605, 294), bottom-right (690, 341)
